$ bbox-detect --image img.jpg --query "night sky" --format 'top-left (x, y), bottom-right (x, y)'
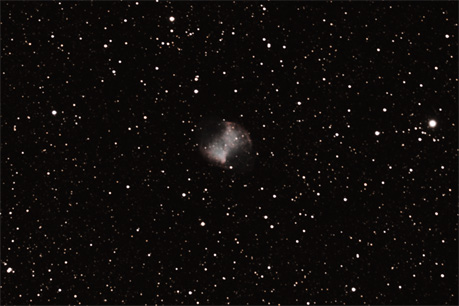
top-left (1, 1), bottom-right (458, 305)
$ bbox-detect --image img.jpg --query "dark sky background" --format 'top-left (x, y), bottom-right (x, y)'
top-left (1, 1), bottom-right (458, 305)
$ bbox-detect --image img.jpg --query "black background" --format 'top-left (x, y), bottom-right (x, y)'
top-left (1, 1), bottom-right (458, 305)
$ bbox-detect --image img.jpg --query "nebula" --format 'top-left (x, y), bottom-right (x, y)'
top-left (199, 121), bottom-right (252, 169)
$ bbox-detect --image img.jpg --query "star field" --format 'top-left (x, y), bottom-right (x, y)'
top-left (1, 2), bottom-right (458, 305)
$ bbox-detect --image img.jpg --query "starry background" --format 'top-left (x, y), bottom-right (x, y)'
top-left (1, 1), bottom-right (458, 305)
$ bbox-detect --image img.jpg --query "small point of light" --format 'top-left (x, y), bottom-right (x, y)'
top-left (351, 287), bottom-right (356, 292)
top-left (200, 221), bottom-right (205, 226)
top-left (169, 16), bottom-right (175, 22)
top-left (375, 131), bottom-right (380, 136)
top-left (429, 120), bottom-right (437, 128)
top-left (52, 110), bottom-right (57, 115)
